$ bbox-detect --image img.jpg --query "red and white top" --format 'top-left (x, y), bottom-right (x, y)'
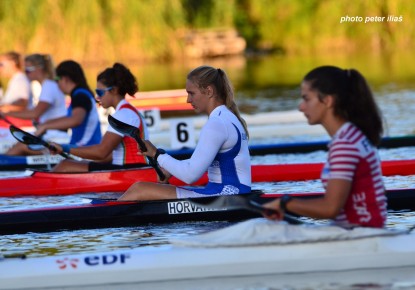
top-left (321, 122), bottom-right (387, 228)
top-left (107, 100), bottom-right (148, 165)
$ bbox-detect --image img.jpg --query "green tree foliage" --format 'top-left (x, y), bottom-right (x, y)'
top-left (0, 0), bottom-right (413, 62)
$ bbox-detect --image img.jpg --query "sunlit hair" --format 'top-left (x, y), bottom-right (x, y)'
top-left (2, 51), bottom-right (23, 69)
top-left (24, 53), bottom-right (56, 79)
top-left (303, 65), bottom-right (383, 145)
top-left (187, 65), bottom-right (249, 138)
top-left (56, 60), bottom-right (92, 95)
top-left (97, 63), bottom-right (138, 97)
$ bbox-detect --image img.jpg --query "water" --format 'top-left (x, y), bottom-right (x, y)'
top-left (1, 53), bottom-right (415, 289)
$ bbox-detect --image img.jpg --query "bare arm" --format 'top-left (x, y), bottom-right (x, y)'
top-left (4, 101), bottom-right (50, 120)
top-left (35, 107), bottom-right (86, 136)
top-left (263, 179), bottom-right (351, 220)
top-left (52, 132), bottom-right (122, 161)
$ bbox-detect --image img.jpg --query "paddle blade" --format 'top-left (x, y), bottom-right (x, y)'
top-left (108, 115), bottom-right (138, 137)
top-left (9, 125), bottom-right (71, 159)
top-left (10, 125), bottom-right (46, 146)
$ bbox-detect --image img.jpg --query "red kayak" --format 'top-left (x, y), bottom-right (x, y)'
top-left (1, 159), bottom-right (415, 197)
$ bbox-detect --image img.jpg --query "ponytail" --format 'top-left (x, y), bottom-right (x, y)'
top-left (188, 66), bottom-right (249, 138)
top-left (304, 66), bottom-right (383, 145)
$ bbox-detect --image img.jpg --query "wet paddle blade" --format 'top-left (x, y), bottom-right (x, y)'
top-left (108, 115), bottom-right (138, 137)
top-left (9, 125), bottom-right (71, 159)
top-left (10, 125), bottom-right (48, 147)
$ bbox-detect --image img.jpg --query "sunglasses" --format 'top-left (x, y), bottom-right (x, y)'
top-left (95, 86), bottom-right (113, 98)
top-left (25, 66), bottom-right (37, 73)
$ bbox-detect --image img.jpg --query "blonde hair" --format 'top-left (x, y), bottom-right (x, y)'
top-left (24, 53), bottom-right (56, 79)
top-left (187, 65), bottom-right (249, 138)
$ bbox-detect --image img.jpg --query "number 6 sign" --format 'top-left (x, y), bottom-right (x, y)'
top-left (169, 118), bottom-right (196, 149)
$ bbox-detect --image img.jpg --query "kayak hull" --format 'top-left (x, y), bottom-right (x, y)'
top-left (1, 230), bottom-right (414, 289)
top-left (0, 189), bottom-right (413, 235)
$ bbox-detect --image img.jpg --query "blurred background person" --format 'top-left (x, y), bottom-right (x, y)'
top-left (34, 60), bottom-right (102, 147)
top-left (0, 51), bottom-right (31, 112)
top-left (3, 53), bottom-right (67, 155)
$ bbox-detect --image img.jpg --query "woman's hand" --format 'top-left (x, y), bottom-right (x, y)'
top-left (137, 139), bottom-right (157, 158)
top-left (48, 142), bottom-right (63, 155)
top-left (34, 124), bottom-right (47, 137)
top-left (157, 167), bottom-right (172, 184)
top-left (261, 199), bottom-right (283, 220)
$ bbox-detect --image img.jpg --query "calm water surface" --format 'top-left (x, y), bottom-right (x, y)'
top-left (1, 53), bottom-right (415, 289)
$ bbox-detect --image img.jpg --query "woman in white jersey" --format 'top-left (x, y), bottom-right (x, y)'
top-left (0, 51), bottom-right (31, 111)
top-left (3, 53), bottom-right (67, 155)
top-left (50, 63), bottom-right (148, 172)
top-left (263, 66), bottom-right (387, 228)
top-left (119, 65), bottom-right (251, 201)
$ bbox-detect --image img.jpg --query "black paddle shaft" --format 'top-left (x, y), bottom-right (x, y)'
top-left (107, 115), bottom-right (166, 180)
top-left (9, 125), bottom-right (70, 159)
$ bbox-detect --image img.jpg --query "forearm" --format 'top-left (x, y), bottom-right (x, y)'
top-left (42, 117), bottom-right (80, 131)
top-left (286, 197), bottom-right (342, 219)
top-left (69, 145), bottom-right (112, 161)
top-left (5, 109), bottom-right (37, 120)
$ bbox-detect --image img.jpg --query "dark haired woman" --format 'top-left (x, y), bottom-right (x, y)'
top-left (263, 65), bottom-right (387, 228)
top-left (119, 65), bottom-right (251, 201)
top-left (51, 63), bottom-right (147, 172)
top-left (35, 60), bottom-right (102, 147)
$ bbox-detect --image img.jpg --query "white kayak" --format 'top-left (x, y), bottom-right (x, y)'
top-left (1, 218), bottom-right (415, 290)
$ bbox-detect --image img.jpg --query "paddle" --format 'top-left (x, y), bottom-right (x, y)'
top-left (189, 194), bottom-right (303, 225)
top-left (108, 114), bottom-right (166, 180)
top-left (9, 125), bottom-right (71, 159)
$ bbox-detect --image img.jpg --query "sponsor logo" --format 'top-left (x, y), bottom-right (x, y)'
top-left (56, 258), bottom-right (79, 269)
top-left (27, 155), bottom-right (63, 165)
top-left (167, 201), bottom-right (222, 214)
top-left (56, 253), bottom-right (130, 270)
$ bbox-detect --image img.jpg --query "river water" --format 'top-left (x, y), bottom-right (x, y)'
top-left (1, 53), bottom-right (415, 289)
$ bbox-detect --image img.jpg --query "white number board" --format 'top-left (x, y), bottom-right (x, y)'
top-left (169, 118), bottom-right (196, 149)
top-left (138, 109), bottom-right (161, 132)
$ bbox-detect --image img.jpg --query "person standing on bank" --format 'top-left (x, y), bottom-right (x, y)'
top-left (263, 65), bottom-right (387, 228)
top-left (34, 60), bottom-right (102, 147)
top-left (118, 65), bottom-right (251, 201)
top-left (0, 51), bottom-right (31, 112)
top-left (4, 53), bottom-right (67, 155)
top-left (50, 62), bottom-right (148, 172)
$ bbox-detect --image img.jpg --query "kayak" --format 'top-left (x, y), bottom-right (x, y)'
top-left (0, 188), bottom-right (413, 235)
top-left (2, 134), bottom-right (415, 170)
top-left (1, 159), bottom-right (415, 197)
top-left (1, 218), bottom-right (414, 289)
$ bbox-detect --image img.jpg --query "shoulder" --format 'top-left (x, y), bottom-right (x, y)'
top-left (39, 80), bottom-right (64, 100)
top-left (114, 103), bottom-right (140, 123)
top-left (41, 79), bottom-right (62, 93)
